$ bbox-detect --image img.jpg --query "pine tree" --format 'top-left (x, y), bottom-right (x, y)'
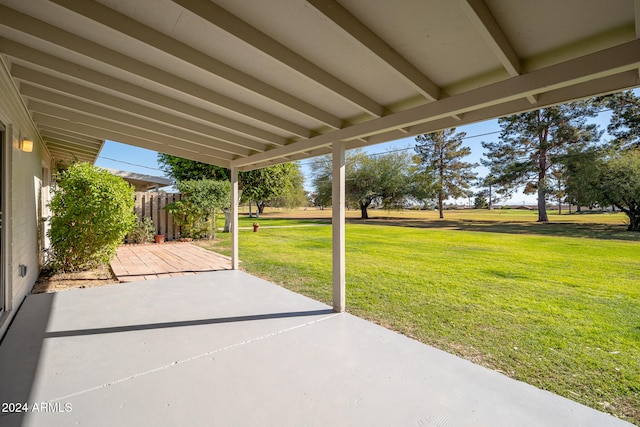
top-left (413, 129), bottom-right (477, 219)
top-left (481, 102), bottom-right (601, 222)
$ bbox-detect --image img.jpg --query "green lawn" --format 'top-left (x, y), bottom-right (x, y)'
top-left (199, 210), bottom-right (640, 423)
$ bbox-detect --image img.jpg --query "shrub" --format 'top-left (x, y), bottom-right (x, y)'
top-left (165, 179), bottom-right (230, 239)
top-left (48, 163), bottom-right (136, 271)
top-left (129, 217), bottom-right (155, 244)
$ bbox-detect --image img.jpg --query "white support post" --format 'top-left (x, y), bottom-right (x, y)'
top-left (230, 166), bottom-right (239, 270)
top-left (332, 142), bottom-right (345, 312)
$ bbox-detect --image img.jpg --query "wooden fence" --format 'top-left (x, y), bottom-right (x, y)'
top-left (127, 192), bottom-right (182, 242)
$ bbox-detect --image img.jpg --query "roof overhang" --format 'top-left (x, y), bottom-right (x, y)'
top-left (0, 0), bottom-right (638, 170)
top-left (105, 168), bottom-right (172, 192)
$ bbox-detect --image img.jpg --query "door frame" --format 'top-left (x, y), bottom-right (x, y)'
top-left (0, 122), bottom-right (11, 317)
top-left (0, 122), bottom-right (6, 315)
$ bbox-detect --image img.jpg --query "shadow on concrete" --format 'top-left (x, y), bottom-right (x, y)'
top-left (44, 309), bottom-right (334, 338)
top-left (0, 293), bottom-right (55, 427)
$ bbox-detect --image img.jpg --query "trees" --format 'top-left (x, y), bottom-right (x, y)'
top-left (165, 179), bottom-right (230, 239)
top-left (482, 102), bottom-right (601, 222)
top-left (567, 148), bottom-right (640, 231)
top-left (560, 91), bottom-right (640, 231)
top-left (561, 147), bottom-right (602, 211)
top-left (310, 150), bottom-right (412, 219)
top-left (49, 163), bottom-right (136, 271)
top-left (413, 129), bottom-right (477, 219)
top-left (349, 151), bottom-right (412, 218)
top-left (267, 164), bottom-right (308, 209)
top-left (241, 163), bottom-right (302, 216)
top-left (595, 149), bottom-right (640, 231)
top-left (475, 175), bottom-right (501, 210)
top-left (473, 192), bottom-right (489, 209)
top-left (157, 153), bottom-right (229, 181)
top-left (309, 155), bottom-right (333, 209)
top-left (597, 90), bottom-right (640, 149)
top-left (157, 154), bottom-right (305, 215)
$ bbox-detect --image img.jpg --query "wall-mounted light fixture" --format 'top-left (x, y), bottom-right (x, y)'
top-left (20, 138), bottom-right (33, 153)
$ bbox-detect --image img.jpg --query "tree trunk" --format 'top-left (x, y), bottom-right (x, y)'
top-left (360, 203), bottom-right (369, 219)
top-left (536, 126), bottom-right (549, 222)
top-left (537, 185), bottom-right (548, 222)
top-left (223, 208), bottom-right (231, 232)
top-left (537, 153), bottom-right (549, 222)
top-left (488, 184), bottom-right (493, 210)
top-left (257, 201), bottom-right (265, 215)
top-left (621, 204), bottom-right (640, 231)
top-left (438, 143), bottom-right (445, 219)
top-left (248, 199), bottom-right (253, 218)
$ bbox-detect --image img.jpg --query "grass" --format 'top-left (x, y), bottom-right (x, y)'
top-left (199, 209), bottom-right (640, 424)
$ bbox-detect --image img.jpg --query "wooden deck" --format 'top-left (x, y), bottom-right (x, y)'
top-left (110, 243), bottom-right (231, 282)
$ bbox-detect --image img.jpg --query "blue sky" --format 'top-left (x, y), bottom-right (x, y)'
top-left (95, 109), bottom-right (615, 205)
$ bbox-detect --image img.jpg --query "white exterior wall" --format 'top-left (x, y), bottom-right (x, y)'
top-left (9, 129), bottom-right (46, 305)
top-left (0, 58), bottom-right (51, 339)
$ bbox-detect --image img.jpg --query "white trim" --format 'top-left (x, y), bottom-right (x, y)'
top-left (230, 167), bottom-right (239, 271)
top-left (0, 124), bottom-right (13, 339)
top-left (331, 142), bottom-right (345, 313)
top-left (0, 122), bottom-right (7, 315)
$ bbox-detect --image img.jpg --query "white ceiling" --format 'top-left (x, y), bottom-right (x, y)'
top-left (0, 0), bottom-right (638, 170)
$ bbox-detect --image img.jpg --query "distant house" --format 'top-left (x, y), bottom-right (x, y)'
top-left (105, 169), bottom-right (172, 192)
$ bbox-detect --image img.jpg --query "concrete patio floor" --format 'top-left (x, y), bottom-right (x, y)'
top-left (0, 271), bottom-right (632, 426)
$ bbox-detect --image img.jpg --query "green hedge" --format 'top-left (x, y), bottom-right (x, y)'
top-left (48, 163), bottom-right (136, 271)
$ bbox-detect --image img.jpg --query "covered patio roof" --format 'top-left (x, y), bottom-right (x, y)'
top-left (0, 0), bottom-right (638, 169)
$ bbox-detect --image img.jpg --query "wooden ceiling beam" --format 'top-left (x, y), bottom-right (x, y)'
top-left (172, 0), bottom-right (384, 117)
top-left (50, 0), bottom-right (343, 130)
top-left (307, 0), bottom-right (441, 102)
top-left (0, 4), bottom-right (311, 137)
top-left (0, 38), bottom-right (288, 147)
